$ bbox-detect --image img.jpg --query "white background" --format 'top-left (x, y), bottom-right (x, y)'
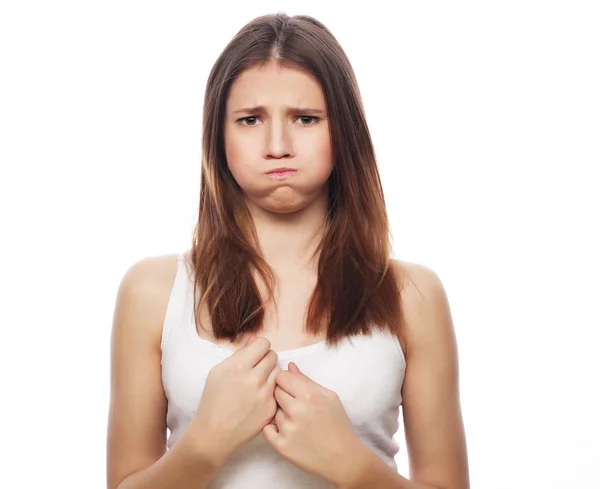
top-left (1, 1), bottom-right (598, 488)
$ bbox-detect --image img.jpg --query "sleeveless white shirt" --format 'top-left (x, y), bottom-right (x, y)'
top-left (161, 252), bottom-right (407, 488)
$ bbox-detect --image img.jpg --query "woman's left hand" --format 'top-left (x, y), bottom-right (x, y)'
top-left (262, 362), bottom-right (364, 485)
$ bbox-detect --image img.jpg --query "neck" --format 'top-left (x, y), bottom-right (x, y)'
top-left (247, 194), bottom-right (329, 273)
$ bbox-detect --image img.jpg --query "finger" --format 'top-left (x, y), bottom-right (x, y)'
top-left (274, 385), bottom-right (295, 412)
top-left (274, 406), bottom-right (288, 428)
top-left (263, 423), bottom-right (280, 443)
top-left (254, 349), bottom-right (278, 381)
top-left (274, 369), bottom-right (303, 397)
top-left (235, 336), bottom-right (272, 368)
top-left (288, 362), bottom-right (314, 385)
top-left (266, 364), bottom-right (282, 390)
top-left (288, 362), bottom-right (310, 381)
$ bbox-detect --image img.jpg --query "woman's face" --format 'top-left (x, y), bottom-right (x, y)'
top-left (223, 62), bottom-right (333, 214)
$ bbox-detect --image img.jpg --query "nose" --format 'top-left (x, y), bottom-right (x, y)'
top-left (264, 119), bottom-right (294, 160)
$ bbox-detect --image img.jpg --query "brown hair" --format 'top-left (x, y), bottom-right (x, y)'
top-left (188, 12), bottom-right (407, 348)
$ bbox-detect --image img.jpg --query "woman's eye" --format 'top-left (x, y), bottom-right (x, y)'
top-left (237, 116), bottom-right (319, 127)
top-left (298, 116), bottom-right (318, 125)
top-left (241, 117), bottom-right (259, 126)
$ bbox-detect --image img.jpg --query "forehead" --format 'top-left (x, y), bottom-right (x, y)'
top-left (227, 63), bottom-right (325, 109)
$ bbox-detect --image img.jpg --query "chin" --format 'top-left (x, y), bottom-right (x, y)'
top-left (265, 202), bottom-right (307, 214)
top-left (245, 183), bottom-right (329, 215)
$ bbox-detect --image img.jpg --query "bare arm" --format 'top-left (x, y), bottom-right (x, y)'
top-left (106, 255), bottom-right (222, 489)
top-left (337, 443), bottom-right (448, 489)
top-left (115, 437), bottom-right (220, 489)
top-left (395, 261), bottom-right (470, 489)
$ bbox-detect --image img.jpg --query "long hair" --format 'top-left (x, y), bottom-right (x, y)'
top-left (188, 12), bottom-right (407, 348)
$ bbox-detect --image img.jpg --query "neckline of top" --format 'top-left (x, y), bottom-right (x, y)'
top-left (188, 324), bottom-right (333, 360)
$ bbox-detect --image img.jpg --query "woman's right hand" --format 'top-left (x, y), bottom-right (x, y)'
top-left (185, 336), bottom-right (280, 465)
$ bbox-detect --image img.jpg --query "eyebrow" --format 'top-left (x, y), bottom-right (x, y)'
top-left (232, 105), bottom-right (326, 115)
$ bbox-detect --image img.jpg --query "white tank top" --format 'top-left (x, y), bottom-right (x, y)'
top-left (161, 252), bottom-right (407, 488)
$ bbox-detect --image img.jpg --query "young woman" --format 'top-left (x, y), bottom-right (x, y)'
top-left (107, 12), bottom-right (470, 489)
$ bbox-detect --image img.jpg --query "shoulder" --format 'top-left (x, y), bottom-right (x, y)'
top-left (119, 253), bottom-right (180, 291)
top-left (113, 253), bottom-right (180, 350)
top-left (390, 259), bottom-right (454, 360)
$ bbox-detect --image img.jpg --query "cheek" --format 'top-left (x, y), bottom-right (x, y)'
top-left (310, 135), bottom-right (334, 181)
top-left (224, 136), bottom-right (255, 186)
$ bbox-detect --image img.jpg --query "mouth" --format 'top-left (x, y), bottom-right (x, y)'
top-left (265, 168), bottom-right (297, 180)
top-left (266, 167), bottom-right (296, 174)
